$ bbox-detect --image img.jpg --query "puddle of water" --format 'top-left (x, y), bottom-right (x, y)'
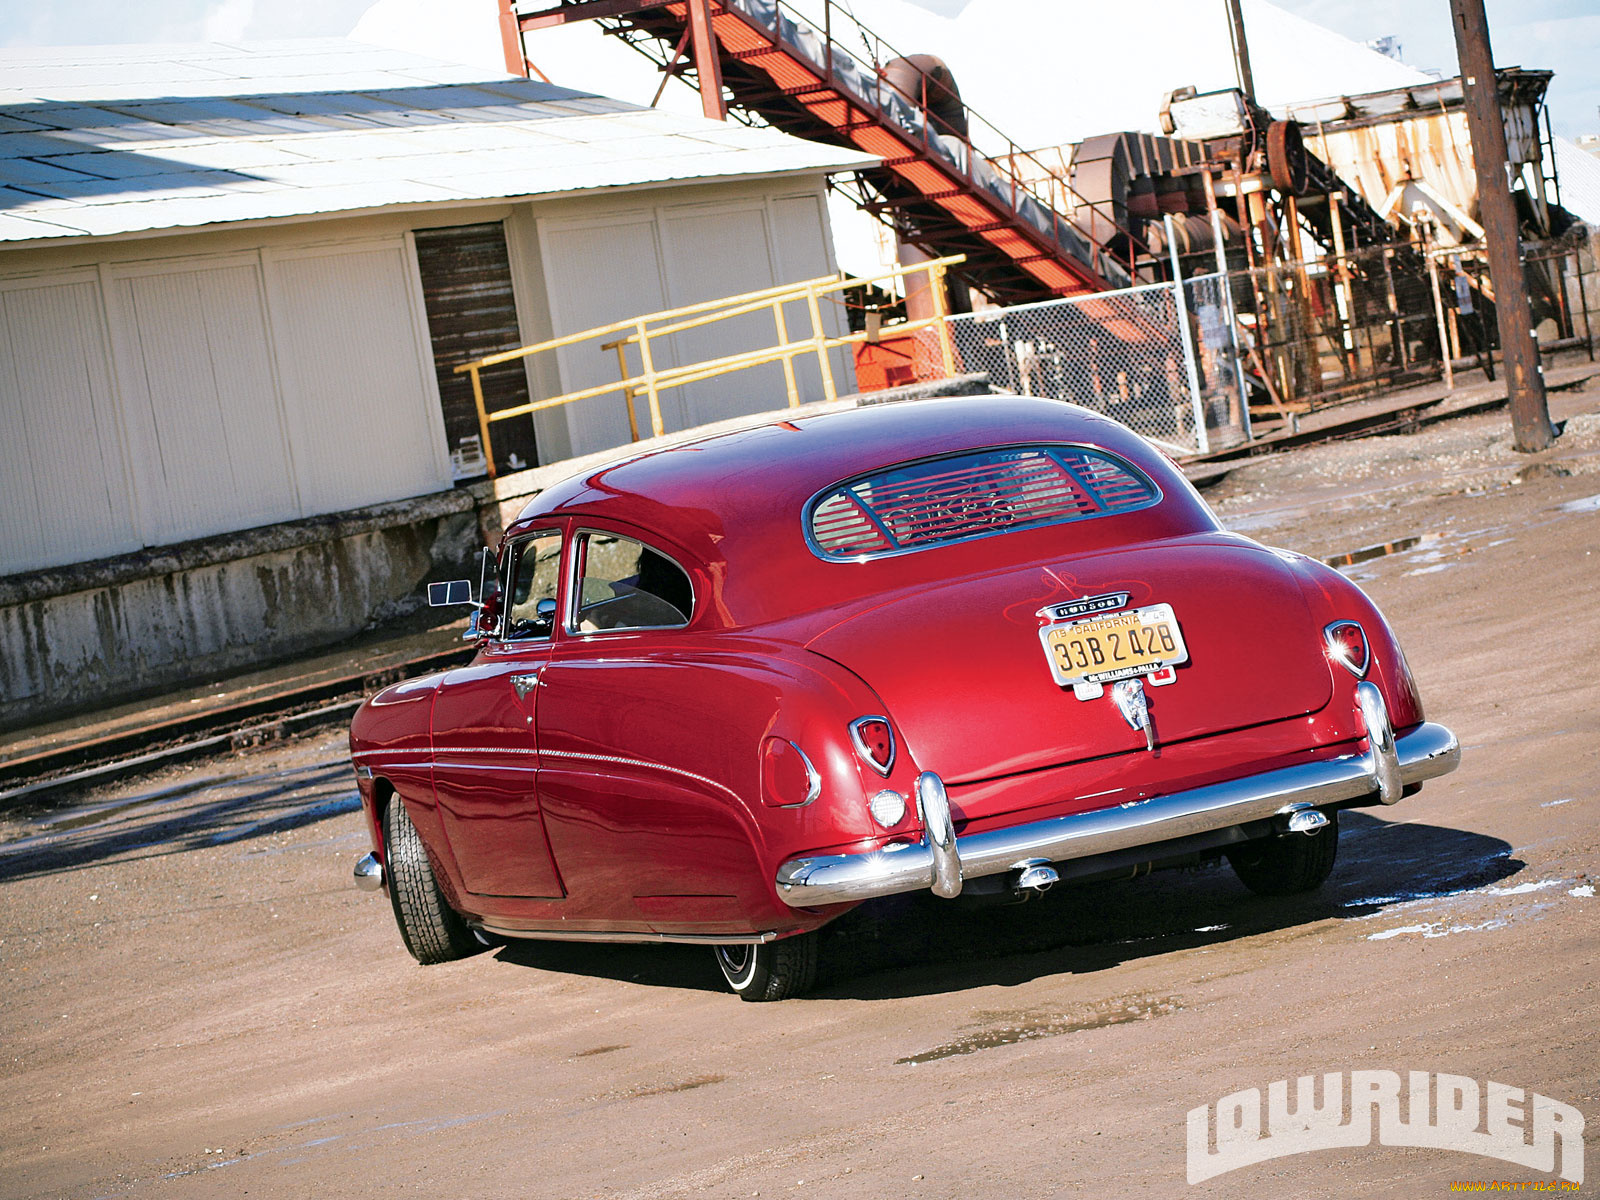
top-left (1558, 493), bottom-right (1600, 513)
top-left (1540, 797), bottom-right (1575, 808)
top-left (1570, 885), bottom-right (1594, 898)
top-left (1403, 563), bottom-right (1455, 577)
top-left (1322, 535), bottom-right (1424, 568)
top-left (897, 995), bottom-right (1179, 1065)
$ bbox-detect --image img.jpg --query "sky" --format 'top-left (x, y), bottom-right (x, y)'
top-left (0, 0), bottom-right (1594, 139)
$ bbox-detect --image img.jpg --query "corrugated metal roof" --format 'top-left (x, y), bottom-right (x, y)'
top-left (1553, 136), bottom-right (1600, 226)
top-left (0, 38), bottom-right (878, 246)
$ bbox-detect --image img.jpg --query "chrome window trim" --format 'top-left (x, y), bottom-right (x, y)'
top-left (499, 527), bottom-right (565, 643)
top-left (803, 441), bottom-right (1164, 564)
top-left (848, 715), bottom-right (896, 777)
top-left (564, 526), bottom-right (696, 637)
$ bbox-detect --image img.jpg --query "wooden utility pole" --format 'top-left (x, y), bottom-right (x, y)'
top-left (1225, 0), bottom-right (1256, 103)
top-left (1450, 0), bottom-right (1556, 451)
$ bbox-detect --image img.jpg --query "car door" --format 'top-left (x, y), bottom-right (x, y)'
top-left (534, 525), bottom-right (765, 928)
top-left (430, 528), bottom-right (567, 899)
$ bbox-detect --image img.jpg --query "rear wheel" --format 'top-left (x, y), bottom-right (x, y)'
top-left (1227, 811), bottom-right (1339, 895)
top-left (713, 932), bottom-right (819, 1001)
top-left (383, 798), bottom-right (481, 964)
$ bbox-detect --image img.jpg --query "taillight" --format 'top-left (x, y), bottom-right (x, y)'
top-left (1324, 620), bottom-right (1370, 678)
top-left (760, 737), bottom-right (819, 808)
top-left (849, 716), bottom-right (895, 776)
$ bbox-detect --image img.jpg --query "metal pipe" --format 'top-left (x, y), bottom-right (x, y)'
top-left (1166, 212), bottom-right (1209, 453)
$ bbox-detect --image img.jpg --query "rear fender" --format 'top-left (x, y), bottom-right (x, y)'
top-left (1285, 554), bottom-right (1425, 729)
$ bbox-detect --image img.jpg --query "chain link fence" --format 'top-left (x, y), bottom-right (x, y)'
top-left (863, 232), bottom-right (1593, 455)
top-left (930, 275), bottom-right (1247, 456)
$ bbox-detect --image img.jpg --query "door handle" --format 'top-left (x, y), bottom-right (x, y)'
top-left (510, 673), bottom-right (539, 701)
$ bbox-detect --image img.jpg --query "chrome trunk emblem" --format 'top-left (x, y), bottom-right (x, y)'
top-left (1112, 678), bottom-right (1156, 751)
top-left (1038, 590), bottom-right (1130, 623)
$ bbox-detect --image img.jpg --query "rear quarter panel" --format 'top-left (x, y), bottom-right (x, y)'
top-left (532, 633), bottom-right (910, 934)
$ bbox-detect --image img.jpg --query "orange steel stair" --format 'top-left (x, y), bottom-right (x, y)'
top-left (507, 0), bottom-right (1144, 304)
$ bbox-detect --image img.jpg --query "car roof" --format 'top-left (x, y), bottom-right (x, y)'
top-left (506, 395), bottom-right (1217, 627)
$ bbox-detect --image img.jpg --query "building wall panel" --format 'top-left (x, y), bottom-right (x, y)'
top-left (771, 190), bottom-right (855, 396)
top-left (106, 257), bottom-right (298, 546)
top-left (540, 214), bottom-right (679, 457)
top-left (661, 201), bottom-right (786, 426)
top-left (265, 240), bottom-right (450, 515)
top-left (0, 274), bottom-right (136, 574)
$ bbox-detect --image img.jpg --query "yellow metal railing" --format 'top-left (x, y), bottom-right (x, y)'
top-left (454, 255), bottom-right (965, 477)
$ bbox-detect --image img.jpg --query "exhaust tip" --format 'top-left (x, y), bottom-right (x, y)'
top-left (1285, 808), bottom-right (1330, 837)
top-left (354, 852), bottom-right (385, 891)
top-left (1014, 860), bottom-right (1059, 893)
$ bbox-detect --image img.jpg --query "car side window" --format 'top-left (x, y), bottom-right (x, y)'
top-left (503, 532), bottom-right (564, 641)
top-left (572, 531), bottom-right (693, 633)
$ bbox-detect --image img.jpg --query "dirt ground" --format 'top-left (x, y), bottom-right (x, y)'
top-left (2, 390), bottom-right (1597, 1200)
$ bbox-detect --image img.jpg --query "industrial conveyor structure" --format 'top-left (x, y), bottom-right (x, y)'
top-left (502, 0), bottom-right (1146, 304)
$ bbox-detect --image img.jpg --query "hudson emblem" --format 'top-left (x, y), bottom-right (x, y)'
top-left (1037, 590), bottom-right (1131, 622)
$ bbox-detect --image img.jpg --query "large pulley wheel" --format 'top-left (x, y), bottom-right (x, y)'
top-left (1266, 120), bottom-right (1309, 197)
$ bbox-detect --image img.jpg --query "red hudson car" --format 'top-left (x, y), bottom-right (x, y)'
top-left (349, 395), bottom-right (1459, 999)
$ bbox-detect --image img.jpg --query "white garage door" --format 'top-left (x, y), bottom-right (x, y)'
top-left (106, 255), bottom-right (300, 546)
top-left (264, 241), bottom-right (450, 516)
top-left (0, 273), bottom-right (138, 574)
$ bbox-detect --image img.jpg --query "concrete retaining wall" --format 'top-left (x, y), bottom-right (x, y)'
top-left (0, 491), bottom-right (480, 732)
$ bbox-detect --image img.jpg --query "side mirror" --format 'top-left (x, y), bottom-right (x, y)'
top-left (427, 580), bottom-right (474, 607)
top-left (536, 598), bottom-right (557, 620)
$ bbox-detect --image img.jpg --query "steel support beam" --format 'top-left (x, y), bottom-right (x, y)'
top-left (685, 0), bottom-right (727, 121)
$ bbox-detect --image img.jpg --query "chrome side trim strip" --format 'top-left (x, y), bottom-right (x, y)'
top-left (475, 924), bottom-right (777, 946)
top-left (539, 748), bottom-right (740, 803)
top-left (774, 720), bottom-right (1460, 908)
top-left (355, 747), bottom-right (739, 803)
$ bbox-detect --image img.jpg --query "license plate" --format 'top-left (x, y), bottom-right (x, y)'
top-left (1039, 603), bottom-right (1189, 687)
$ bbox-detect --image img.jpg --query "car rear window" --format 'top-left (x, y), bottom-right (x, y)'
top-left (807, 444), bottom-right (1159, 560)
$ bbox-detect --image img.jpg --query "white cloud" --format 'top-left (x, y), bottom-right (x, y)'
top-left (201, 0), bottom-right (256, 41)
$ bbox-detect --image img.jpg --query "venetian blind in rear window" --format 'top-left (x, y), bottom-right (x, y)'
top-left (807, 445), bottom-right (1159, 561)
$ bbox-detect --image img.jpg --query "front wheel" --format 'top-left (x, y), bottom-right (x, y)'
top-left (713, 932), bottom-right (819, 1001)
top-left (383, 797), bottom-right (482, 964)
top-left (1226, 810), bottom-right (1339, 895)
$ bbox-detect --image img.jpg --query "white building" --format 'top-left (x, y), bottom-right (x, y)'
top-left (0, 38), bottom-right (870, 729)
top-left (0, 38), bottom-right (870, 578)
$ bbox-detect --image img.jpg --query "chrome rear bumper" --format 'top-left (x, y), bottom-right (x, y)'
top-left (774, 682), bottom-right (1459, 907)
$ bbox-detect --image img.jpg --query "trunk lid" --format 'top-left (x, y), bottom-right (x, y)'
top-left (806, 538), bottom-right (1331, 786)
